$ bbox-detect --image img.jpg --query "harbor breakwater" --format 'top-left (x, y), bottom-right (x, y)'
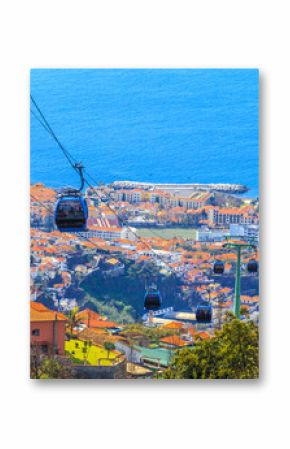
top-left (111, 181), bottom-right (248, 195)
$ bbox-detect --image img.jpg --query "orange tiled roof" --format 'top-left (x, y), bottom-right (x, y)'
top-left (76, 309), bottom-right (119, 329)
top-left (196, 331), bottom-right (210, 340)
top-left (76, 308), bottom-right (102, 323)
top-left (162, 321), bottom-right (184, 330)
top-left (241, 295), bottom-right (259, 303)
top-left (30, 301), bottom-right (67, 322)
top-left (241, 305), bottom-right (251, 311)
top-left (218, 208), bottom-right (244, 215)
top-left (187, 328), bottom-right (198, 337)
top-left (160, 335), bottom-right (189, 347)
top-left (89, 320), bottom-right (119, 329)
top-left (30, 184), bottom-right (57, 202)
top-left (219, 287), bottom-right (232, 294)
top-left (137, 255), bottom-right (150, 262)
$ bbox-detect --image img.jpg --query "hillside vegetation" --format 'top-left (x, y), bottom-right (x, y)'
top-left (81, 260), bottom-right (184, 320)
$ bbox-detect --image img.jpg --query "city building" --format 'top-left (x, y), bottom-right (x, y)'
top-left (196, 229), bottom-right (229, 242)
top-left (79, 226), bottom-right (137, 241)
top-left (230, 224), bottom-right (259, 244)
top-left (208, 207), bottom-right (256, 226)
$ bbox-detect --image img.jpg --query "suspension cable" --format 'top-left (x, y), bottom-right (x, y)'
top-left (30, 96), bottom-right (177, 276)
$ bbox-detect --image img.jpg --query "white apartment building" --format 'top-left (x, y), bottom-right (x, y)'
top-left (79, 226), bottom-right (137, 241)
top-left (196, 229), bottom-right (229, 242)
top-left (230, 224), bottom-right (259, 244)
top-left (208, 208), bottom-right (255, 226)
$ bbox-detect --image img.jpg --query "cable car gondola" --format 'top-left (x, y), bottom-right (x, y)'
top-left (196, 302), bottom-right (212, 323)
top-left (54, 163), bottom-right (88, 232)
top-left (144, 287), bottom-right (162, 311)
top-left (247, 259), bottom-right (258, 273)
top-left (213, 261), bottom-right (225, 274)
top-left (55, 192), bottom-right (88, 232)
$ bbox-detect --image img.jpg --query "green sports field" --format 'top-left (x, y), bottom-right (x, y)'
top-left (136, 227), bottom-right (197, 240)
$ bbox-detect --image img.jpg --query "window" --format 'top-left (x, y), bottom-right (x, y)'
top-left (32, 328), bottom-right (40, 337)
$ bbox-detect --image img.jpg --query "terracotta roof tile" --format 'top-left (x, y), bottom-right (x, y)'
top-left (30, 301), bottom-right (67, 322)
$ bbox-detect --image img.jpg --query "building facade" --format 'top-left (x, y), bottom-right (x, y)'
top-left (30, 302), bottom-right (67, 355)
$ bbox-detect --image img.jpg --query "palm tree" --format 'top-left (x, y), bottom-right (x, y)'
top-left (67, 306), bottom-right (81, 338)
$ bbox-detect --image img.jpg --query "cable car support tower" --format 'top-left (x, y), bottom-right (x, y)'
top-left (222, 239), bottom-right (257, 319)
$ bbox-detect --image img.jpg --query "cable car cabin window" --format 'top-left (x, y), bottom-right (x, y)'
top-left (247, 260), bottom-right (258, 273)
top-left (196, 311), bottom-right (211, 322)
top-left (57, 200), bottom-right (84, 218)
top-left (213, 261), bottom-right (224, 274)
top-left (144, 293), bottom-right (161, 310)
top-left (196, 305), bottom-right (212, 322)
top-left (55, 197), bottom-right (87, 231)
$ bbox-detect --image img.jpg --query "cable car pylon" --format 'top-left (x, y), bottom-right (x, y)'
top-left (222, 238), bottom-right (257, 319)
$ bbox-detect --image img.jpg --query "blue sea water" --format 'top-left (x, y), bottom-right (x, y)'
top-left (30, 69), bottom-right (259, 197)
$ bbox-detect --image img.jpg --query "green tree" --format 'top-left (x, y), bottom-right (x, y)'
top-left (31, 356), bottom-right (72, 379)
top-left (162, 314), bottom-right (259, 379)
top-left (104, 341), bottom-right (115, 359)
